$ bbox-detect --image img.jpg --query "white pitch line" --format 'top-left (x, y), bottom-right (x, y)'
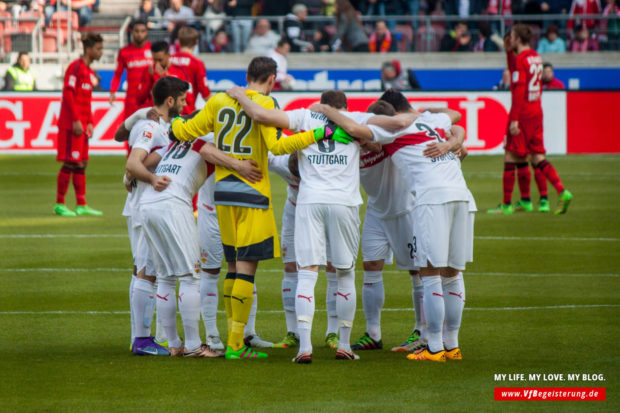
top-left (0, 304), bottom-right (618, 316)
top-left (3, 234), bottom-right (618, 242)
top-left (1, 268), bottom-right (618, 278)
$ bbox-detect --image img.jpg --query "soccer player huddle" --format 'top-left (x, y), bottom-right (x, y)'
top-left (120, 54), bottom-right (475, 364)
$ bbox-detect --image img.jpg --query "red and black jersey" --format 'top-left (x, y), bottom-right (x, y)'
top-left (110, 42), bottom-right (153, 118)
top-left (509, 49), bottom-right (543, 121)
top-left (135, 64), bottom-right (191, 112)
top-left (170, 51), bottom-right (211, 111)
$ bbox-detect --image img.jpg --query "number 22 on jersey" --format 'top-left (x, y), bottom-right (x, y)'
top-left (216, 107), bottom-right (253, 155)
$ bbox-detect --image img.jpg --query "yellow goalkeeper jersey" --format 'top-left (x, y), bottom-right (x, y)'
top-left (171, 90), bottom-right (315, 209)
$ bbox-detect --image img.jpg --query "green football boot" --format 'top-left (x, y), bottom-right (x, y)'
top-left (487, 203), bottom-right (514, 215)
top-left (53, 204), bottom-right (76, 217)
top-left (513, 199), bottom-right (534, 212)
top-left (325, 332), bottom-right (339, 349)
top-left (225, 345), bottom-right (268, 360)
top-left (272, 332), bottom-right (299, 348)
top-left (538, 198), bottom-right (551, 213)
top-left (75, 205), bottom-right (103, 216)
top-left (554, 190), bottom-right (573, 215)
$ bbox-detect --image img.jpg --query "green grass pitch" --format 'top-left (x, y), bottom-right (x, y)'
top-left (0, 154), bottom-right (618, 412)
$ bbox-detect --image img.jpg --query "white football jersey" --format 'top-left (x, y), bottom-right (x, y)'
top-left (268, 153), bottom-right (299, 205)
top-left (287, 109), bottom-right (372, 206)
top-left (360, 149), bottom-right (415, 219)
top-left (122, 119), bottom-right (170, 218)
top-left (369, 112), bottom-right (471, 206)
top-left (196, 133), bottom-right (217, 214)
top-left (140, 137), bottom-right (210, 207)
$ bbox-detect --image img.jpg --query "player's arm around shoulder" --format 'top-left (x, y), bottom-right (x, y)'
top-left (199, 142), bottom-right (263, 184)
top-left (310, 103), bottom-right (373, 140)
top-left (227, 86), bottom-right (290, 129)
top-left (171, 96), bottom-right (216, 141)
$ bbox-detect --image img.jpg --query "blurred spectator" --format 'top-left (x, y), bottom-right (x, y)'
top-left (134, 0), bottom-right (163, 29)
top-left (304, 0), bottom-right (323, 15)
top-left (261, 0), bottom-right (291, 17)
top-left (246, 18), bottom-right (280, 54)
top-left (439, 21), bottom-right (468, 51)
top-left (542, 62), bottom-right (566, 89)
top-left (600, 0), bottom-right (620, 50)
top-left (539, 0), bottom-right (572, 28)
top-left (208, 28), bottom-right (231, 52)
top-left (493, 68), bottom-right (511, 90)
top-left (284, 3), bottom-right (313, 52)
top-left (163, 0), bottom-right (195, 32)
top-left (455, 29), bottom-right (473, 51)
top-left (267, 38), bottom-right (295, 90)
top-left (312, 27), bottom-right (333, 51)
top-left (537, 24), bottom-right (566, 53)
top-left (321, 0), bottom-right (335, 16)
top-left (473, 23), bottom-right (500, 51)
top-left (569, 24), bottom-right (600, 50)
top-left (226, 0), bottom-right (254, 53)
top-left (567, 0), bottom-right (602, 30)
top-left (59, 0), bottom-right (95, 27)
top-left (369, 20), bottom-right (396, 52)
top-left (334, 0), bottom-right (369, 52)
top-left (380, 60), bottom-right (421, 90)
top-left (3, 52), bottom-right (36, 91)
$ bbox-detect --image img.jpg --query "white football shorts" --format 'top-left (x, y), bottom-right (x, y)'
top-left (140, 198), bottom-right (200, 278)
top-left (295, 203), bottom-right (360, 269)
top-left (361, 209), bottom-right (418, 271)
top-left (197, 209), bottom-right (223, 270)
top-left (413, 201), bottom-right (474, 270)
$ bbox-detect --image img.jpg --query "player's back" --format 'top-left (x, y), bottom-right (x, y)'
top-left (206, 91), bottom-right (277, 209)
top-left (288, 109), bottom-right (366, 207)
top-left (515, 49), bottom-right (543, 112)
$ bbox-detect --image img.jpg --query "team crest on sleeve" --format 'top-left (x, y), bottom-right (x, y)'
top-left (142, 130), bottom-right (153, 139)
top-left (512, 71), bottom-right (519, 82)
top-left (68, 75), bottom-right (76, 87)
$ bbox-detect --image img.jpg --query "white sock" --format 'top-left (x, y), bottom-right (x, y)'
top-left (156, 277), bottom-right (181, 349)
top-left (422, 275), bottom-right (444, 353)
top-left (411, 273), bottom-right (425, 334)
top-left (282, 271), bottom-right (298, 335)
top-left (132, 278), bottom-right (155, 338)
top-left (362, 270), bottom-right (384, 341)
top-left (296, 269), bottom-right (317, 354)
top-left (154, 279), bottom-right (167, 343)
top-left (200, 270), bottom-right (220, 339)
top-left (336, 267), bottom-right (356, 352)
top-left (129, 274), bottom-right (136, 345)
top-left (442, 272), bottom-right (465, 350)
top-left (244, 283), bottom-right (258, 337)
top-left (325, 270), bottom-right (338, 335)
top-left (179, 277), bottom-right (201, 351)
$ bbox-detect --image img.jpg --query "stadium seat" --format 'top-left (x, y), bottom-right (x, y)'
top-left (0, 11), bottom-right (13, 54)
top-left (18, 10), bottom-right (43, 33)
top-left (49, 11), bottom-right (79, 44)
top-left (42, 30), bottom-right (58, 52)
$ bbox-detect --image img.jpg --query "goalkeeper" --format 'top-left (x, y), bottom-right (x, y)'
top-left (170, 56), bottom-right (351, 360)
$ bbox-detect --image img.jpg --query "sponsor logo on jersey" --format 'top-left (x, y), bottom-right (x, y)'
top-left (171, 56), bottom-right (191, 66)
top-left (360, 150), bottom-right (388, 169)
top-left (80, 83), bottom-right (92, 90)
top-left (127, 59), bottom-right (152, 68)
top-left (155, 163), bottom-right (183, 175)
top-left (306, 154), bottom-right (348, 165)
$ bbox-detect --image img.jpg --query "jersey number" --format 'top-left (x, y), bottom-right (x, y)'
top-left (407, 236), bottom-right (417, 259)
top-left (416, 122), bottom-right (445, 142)
top-left (162, 141), bottom-right (191, 161)
top-left (217, 108), bottom-right (253, 155)
top-left (528, 63), bottom-right (542, 93)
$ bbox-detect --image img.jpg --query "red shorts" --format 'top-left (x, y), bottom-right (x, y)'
top-left (56, 127), bottom-right (89, 162)
top-left (504, 113), bottom-right (546, 157)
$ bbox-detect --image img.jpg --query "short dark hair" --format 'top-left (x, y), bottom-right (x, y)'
top-left (367, 100), bottom-right (396, 116)
top-left (247, 57), bottom-right (277, 83)
top-left (512, 24), bottom-right (533, 46)
top-left (277, 37), bottom-right (291, 48)
top-left (129, 19), bottom-right (148, 30)
top-left (379, 89), bottom-right (411, 112)
top-left (151, 40), bottom-right (169, 54)
top-left (81, 33), bottom-right (103, 50)
top-left (320, 90), bottom-right (347, 110)
top-left (152, 76), bottom-right (189, 106)
top-left (543, 62), bottom-right (553, 70)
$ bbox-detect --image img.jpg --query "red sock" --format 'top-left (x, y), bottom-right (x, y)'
top-left (502, 163), bottom-right (516, 205)
top-left (537, 160), bottom-right (564, 194)
top-left (516, 162), bottom-right (531, 201)
top-left (56, 166), bottom-right (72, 204)
top-left (533, 164), bottom-right (548, 198)
top-left (192, 193), bottom-right (198, 213)
top-left (72, 167), bottom-right (87, 206)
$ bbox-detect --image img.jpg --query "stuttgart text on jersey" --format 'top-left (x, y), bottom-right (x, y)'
top-left (155, 163), bottom-right (183, 175)
top-left (306, 154), bottom-right (349, 165)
